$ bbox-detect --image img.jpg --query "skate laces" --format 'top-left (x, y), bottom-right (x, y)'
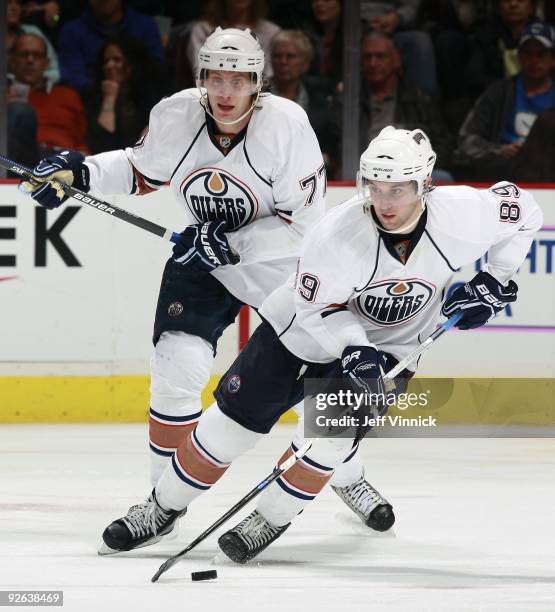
top-left (122, 496), bottom-right (170, 539)
top-left (340, 478), bottom-right (384, 514)
top-left (234, 511), bottom-right (280, 549)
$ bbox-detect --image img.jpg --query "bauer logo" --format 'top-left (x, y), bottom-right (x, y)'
top-left (355, 279), bottom-right (436, 326)
top-left (228, 375), bottom-right (241, 393)
top-left (180, 168), bottom-right (259, 230)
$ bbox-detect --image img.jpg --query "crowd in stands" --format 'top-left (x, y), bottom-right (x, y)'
top-left (5, 0), bottom-right (555, 181)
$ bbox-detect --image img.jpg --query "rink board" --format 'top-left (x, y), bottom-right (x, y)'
top-left (0, 183), bottom-right (554, 423)
top-left (0, 374), bottom-right (217, 423)
top-left (2, 375), bottom-right (554, 426)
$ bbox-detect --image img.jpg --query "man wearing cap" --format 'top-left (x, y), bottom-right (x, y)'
top-left (458, 21), bottom-right (555, 181)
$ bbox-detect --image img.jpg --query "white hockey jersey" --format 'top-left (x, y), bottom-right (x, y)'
top-left (260, 183), bottom-right (543, 367)
top-left (84, 89), bottom-right (326, 308)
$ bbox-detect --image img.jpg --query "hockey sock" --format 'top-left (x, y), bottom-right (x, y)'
top-left (155, 403), bottom-right (262, 511)
top-left (329, 442), bottom-right (364, 488)
top-left (149, 409), bottom-right (199, 485)
top-left (257, 438), bottom-right (353, 526)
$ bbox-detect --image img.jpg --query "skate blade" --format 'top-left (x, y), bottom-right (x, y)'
top-left (211, 551), bottom-right (242, 566)
top-left (334, 512), bottom-right (397, 537)
top-left (163, 521), bottom-right (180, 541)
top-left (98, 542), bottom-right (119, 556)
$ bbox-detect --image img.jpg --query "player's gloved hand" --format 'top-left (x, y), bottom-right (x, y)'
top-left (20, 150), bottom-right (90, 209)
top-left (341, 345), bottom-right (388, 441)
top-left (341, 345), bottom-right (387, 398)
top-left (172, 219), bottom-right (240, 273)
top-left (441, 271), bottom-right (518, 330)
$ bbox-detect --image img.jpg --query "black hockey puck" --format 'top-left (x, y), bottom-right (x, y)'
top-left (191, 570), bottom-right (218, 581)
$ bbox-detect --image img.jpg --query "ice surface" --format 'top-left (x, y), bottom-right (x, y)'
top-left (1, 425), bottom-right (554, 612)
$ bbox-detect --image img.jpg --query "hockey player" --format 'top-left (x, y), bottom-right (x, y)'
top-left (22, 28), bottom-right (392, 541)
top-left (99, 126), bottom-right (542, 561)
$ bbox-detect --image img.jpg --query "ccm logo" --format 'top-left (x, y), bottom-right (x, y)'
top-left (73, 192), bottom-right (115, 214)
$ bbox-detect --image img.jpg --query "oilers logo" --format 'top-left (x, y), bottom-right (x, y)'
top-left (181, 168), bottom-right (258, 230)
top-left (227, 375), bottom-right (241, 393)
top-left (355, 279), bottom-right (436, 327)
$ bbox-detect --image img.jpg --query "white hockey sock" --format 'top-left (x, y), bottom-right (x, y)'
top-left (329, 443), bottom-right (364, 488)
top-left (156, 403), bottom-right (262, 511)
top-left (150, 452), bottom-right (170, 487)
top-left (257, 438), bottom-right (353, 527)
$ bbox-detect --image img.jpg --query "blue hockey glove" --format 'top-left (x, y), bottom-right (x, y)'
top-left (172, 219), bottom-right (240, 273)
top-left (20, 150), bottom-right (90, 209)
top-left (341, 345), bottom-right (387, 398)
top-left (441, 271), bottom-right (518, 330)
top-left (340, 345), bottom-right (390, 441)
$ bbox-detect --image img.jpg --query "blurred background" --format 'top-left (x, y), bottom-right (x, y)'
top-left (1, 0), bottom-right (554, 425)
top-left (2, 0), bottom-right (555, 182)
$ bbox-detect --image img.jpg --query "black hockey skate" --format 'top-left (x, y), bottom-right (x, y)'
top-left (99, 490), bottom-right (187, 555)
top-left (218, 510), bottom-right (290, 564)
top-left (332, 476), bottom-right (395, 531)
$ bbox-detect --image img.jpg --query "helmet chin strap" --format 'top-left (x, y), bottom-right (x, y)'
top-left (199, 89), bottom-right (261, 126)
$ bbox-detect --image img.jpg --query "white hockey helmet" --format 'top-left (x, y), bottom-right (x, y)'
top-left (197, 27), bottom-right (265, 84)
top-left (197, 27), bottom-right (265, 125)
top-left (358, 126), bottom-right (437, 198)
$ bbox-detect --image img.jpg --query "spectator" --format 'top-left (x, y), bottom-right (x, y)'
top-left (187, 1), bottom-right (281, 77)
top-left (357, 32), bottom-right (453, 179)
top-left (8, 33), bottom-right (89, 155)
top-left (86, 34), bottom-right (171, 153)
top-left (7, 0), bottom-right (60, 84)
top-left (458, 22), bottom-right (555, 181)
top-left (418, 0), bottom-right (479, 131)
top-left (465, 0), bottom-right (539, 100)
top-left (269, 30), bottom-right (339, 175)
top-left (57, 0), bottom-right (164, 93)
top-left (361, 0), bottom-right (438, 93)
top-left (303, 0), bottom-right (344, 92)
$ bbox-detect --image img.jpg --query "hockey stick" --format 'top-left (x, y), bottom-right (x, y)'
top-left (151, 441), bottom-right (312, 583)
top-left (383, 311), bottom-right (463, 381)
top-left (0, 154), bottom-right (180, 244)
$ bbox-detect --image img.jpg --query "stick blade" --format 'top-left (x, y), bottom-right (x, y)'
top-left (151, 557), bottom-right (176, 583)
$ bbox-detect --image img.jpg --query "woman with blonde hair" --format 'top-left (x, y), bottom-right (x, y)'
top-left (187, 0), bottom-right (280, 77)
